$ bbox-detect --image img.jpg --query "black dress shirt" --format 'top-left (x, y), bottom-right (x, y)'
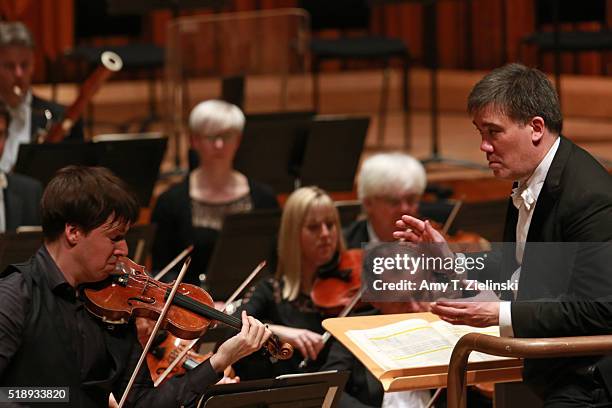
top-left (0, 246), bottom-right (221, 407)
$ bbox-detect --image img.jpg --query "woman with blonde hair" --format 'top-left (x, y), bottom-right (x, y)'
top-left (234, 186), bottom-right (346, 378)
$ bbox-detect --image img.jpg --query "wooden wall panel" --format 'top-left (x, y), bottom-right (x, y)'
top-left (3, 0), bottom-right (610, 82)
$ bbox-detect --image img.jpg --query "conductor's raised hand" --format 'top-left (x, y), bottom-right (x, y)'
top-left (393, 217), bottom-right (453, 260)
top-left (210, 311), bottom-right (271, 372)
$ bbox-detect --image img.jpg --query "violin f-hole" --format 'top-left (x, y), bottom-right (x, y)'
top-left (127, 296), bottom-right (156, 306)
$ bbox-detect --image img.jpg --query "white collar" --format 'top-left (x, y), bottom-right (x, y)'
top-left (511, 137), bottom-right (560, 210)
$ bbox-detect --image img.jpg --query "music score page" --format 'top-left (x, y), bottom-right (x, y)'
top-left (346, 318), bottom-right (504, 371)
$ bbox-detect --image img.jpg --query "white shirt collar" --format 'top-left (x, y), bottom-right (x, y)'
top-left (511, 137), bottom-right (560, 210)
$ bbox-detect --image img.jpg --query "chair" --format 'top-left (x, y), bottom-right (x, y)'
top-left (520, 0), bottom-right (612, 99)
top-left (301, 0), bottom-right (412, 147)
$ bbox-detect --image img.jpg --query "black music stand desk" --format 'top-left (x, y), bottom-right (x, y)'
top-left (299, 115), bottom-right (369, 191)
top-left (198, 370), bottom-right (349, 408)
top-left (14, 135), bottom-right (167, 207)
top-left (203, 209), bottom-right (281, 300)
top-left (233, 112), bottom-right (315, 193)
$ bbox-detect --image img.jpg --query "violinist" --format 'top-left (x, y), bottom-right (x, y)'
top-left (0, 166), bottom-right (271, 407)
top-left (344, 152), bottom-right (426, 248)
top-left (0, 22), bottom-right (83, 172)
top-left (233, 186), bottom-right (344, 379)
top-left (151, 100), bottom-right (278, 285)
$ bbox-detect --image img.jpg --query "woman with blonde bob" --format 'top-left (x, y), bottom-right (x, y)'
top-left (234, 186), bottom-right (345, 379)
top-left (151, 100), bottom-right (278, 284)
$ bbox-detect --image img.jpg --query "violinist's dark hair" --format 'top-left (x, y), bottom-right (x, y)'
top-left (41, 166), bottom-right (139, 241)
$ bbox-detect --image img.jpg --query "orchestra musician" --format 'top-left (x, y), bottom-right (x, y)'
top-left (344, 151), bottom-right (426, 248)
top-left (329, 153), bottom-right (433, 407)
top-left (395, 63), bottom-right (612, 407)
top-left (232, 186), bottom-right (344, 379)
top-left (0, 22), bottom-right (84, 172)
top-left (0, 166), bottom-right (271, 407)
top-left (151, 99), bottom-right (279, 285)
top-left (0, 100), bottom-right (42, 231)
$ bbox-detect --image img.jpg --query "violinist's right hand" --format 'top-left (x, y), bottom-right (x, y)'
top-left (209, 311), bottom-right (271, 373)
top-left (268, 325), bottom-right (324, 361)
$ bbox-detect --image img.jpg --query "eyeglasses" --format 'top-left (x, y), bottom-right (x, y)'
top-left (374, 194), bottom-right (420, 207)
top-left (198, 132), bottom-right (238, 143)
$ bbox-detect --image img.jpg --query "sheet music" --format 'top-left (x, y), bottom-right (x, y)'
top-left (346, 318), bottom-right (505, 371)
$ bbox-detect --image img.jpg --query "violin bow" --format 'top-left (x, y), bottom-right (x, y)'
top-left (299, 286), bottom-right (366, 369)
top-left (153, 260), bottom-right (267, 387)
top-left (154, 245), bottom-right (194, 280)
top-left (118, 257), bottom-right (192, 408)
top-left (441, 198), bottom-right (464, 235)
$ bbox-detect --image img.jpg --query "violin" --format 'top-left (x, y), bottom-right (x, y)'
top-left (310, 249), bottom-right (363, 313)
top-left (82, 257), bottom-right (293, 361)
top-left (145, 330), bottom-right (210, 382)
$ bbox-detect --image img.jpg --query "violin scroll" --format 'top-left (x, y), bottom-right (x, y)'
top-left (264, 335), bottom-right (294, 360)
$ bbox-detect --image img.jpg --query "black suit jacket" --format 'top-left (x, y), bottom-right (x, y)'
top-left (4, 173), bottom-right (42, 231)
top-left (495, 137), bottom-right (612, 397)
top-left (31, 95), bottom-right (84, 142)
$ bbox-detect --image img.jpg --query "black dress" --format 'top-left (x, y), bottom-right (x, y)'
top-left (232, 277), bottom-right (331, 380)
top-left (151, 177), bottom-right (279, 285)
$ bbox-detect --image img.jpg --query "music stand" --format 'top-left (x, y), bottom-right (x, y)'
top-left (125, 224), bottom-right (157, 264)
top-left (0, 231), bottom-right (43, 272)
top-left (14, 136), bottom-right (167, 208)
top-left (14, 143), bottom-right (94, 187)
top-left (298, 116), bottom-right (369, 191)
top-left (452, 199), bottom-right (508, 241)
top-left (203, 209), bottom-right (281, 300)
top-left (234, 112), bottom-right (315, 193)
top-left (335, 200), bottom-right (363, 228)
top-left (417, 0), bottom-right (488, 170)
top-left (198, 371), bottom-right (350, 408)
top-left (92, 135), bottom-right (167, 206)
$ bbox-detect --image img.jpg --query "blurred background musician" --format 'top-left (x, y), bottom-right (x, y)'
top-left (151, 100), bottom-right (279, 285)
top-left (0, 21), bottom-right (83, 173)
top-left (344, 152), bottom-right (426, 248)
top-left (0, 100), bottom-right (41, 231)
top-left (232, 186), bottom-right (346, 379)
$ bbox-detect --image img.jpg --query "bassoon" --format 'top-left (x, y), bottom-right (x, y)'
top-left (40, 50), bottom-right (123, 143)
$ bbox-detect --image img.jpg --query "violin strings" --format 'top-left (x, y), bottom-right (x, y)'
top-left (170, 291), bottom-right (242, 329)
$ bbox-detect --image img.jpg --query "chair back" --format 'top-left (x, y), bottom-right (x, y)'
top-left (535, 0), bottom-right (607, 27)
top-left (300, 0), bottom-right (371, 31)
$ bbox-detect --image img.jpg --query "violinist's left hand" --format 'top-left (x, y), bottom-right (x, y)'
top-left (209, 311), bottom-right (271, 373)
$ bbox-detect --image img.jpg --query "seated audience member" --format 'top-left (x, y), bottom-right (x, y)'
top-left (151, 100), bottom-right (279, 284)
top-left (0, 100), bottom-right (41, 231)
top-left (345, 152), bottom-right (426, 248)
top-left (0, 165), bottom-right (271, 407)
top-left (233, 186), bottom-right (347, 379)
top-left (0, 21), bottom-right (83, 172)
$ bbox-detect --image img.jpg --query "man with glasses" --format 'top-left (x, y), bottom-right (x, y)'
top-left (345, 152), bottom-right (426, 248)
